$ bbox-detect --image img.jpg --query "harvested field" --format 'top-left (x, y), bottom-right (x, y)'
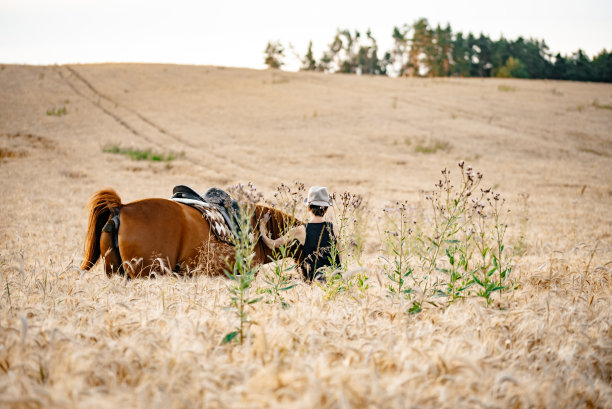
top-left (1, 64), bottom-right (611, 408)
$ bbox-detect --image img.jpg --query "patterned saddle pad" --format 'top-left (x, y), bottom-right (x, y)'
top-left (170, 185), bottom-right (237, 245)
top-left (171, 197), bottom-right (235, 245)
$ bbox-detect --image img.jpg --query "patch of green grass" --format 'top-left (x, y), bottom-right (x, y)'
top-left (46, 107), bottom-right (67, 117)
top-left (271, 76), bottom-right (289, 85)
top-left (592, 100), bottom-right (612, 110)
top-left (498, 85), bottom-right (516, 92)
top-left (551, 88), bottom-right (563, 96)
top-left (415, 138), bottom-right (452, 154)
top-left (103, 145), bottom-right (183, 162)
top-left (579, 146), bottom-right (611, 158)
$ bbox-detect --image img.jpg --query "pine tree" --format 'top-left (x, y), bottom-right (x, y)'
top-left (392, 25), bottom-right (410, 76)
top-left (301, 41), bottom-right (317, 71)
top-left (592, 49), bottom-right (612, 82)
top-left (452, 32), bottom-right (471, 77)
top-left (409, 18), bottom-right (431, 76)
top-left (264, 41), bottom-right (284, 69)
top-left (357, 29), bottom-right (383, 75)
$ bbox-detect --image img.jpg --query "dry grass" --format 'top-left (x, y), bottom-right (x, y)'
top-left (1, 64), bottom-right (611, 408)
top-left (1, 247), bottom-right (610, 408)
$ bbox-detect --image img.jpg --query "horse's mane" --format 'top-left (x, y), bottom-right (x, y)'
top-left (253, 204), bottom-right (304, 263)
top-left (254, 204), bottom-right (302, 238)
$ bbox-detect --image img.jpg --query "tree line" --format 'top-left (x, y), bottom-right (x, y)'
top-left (264, 18), bottom-right (612, 82)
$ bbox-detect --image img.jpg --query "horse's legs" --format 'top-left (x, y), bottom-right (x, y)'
top-left (100, 230), bottom-right (122, 277)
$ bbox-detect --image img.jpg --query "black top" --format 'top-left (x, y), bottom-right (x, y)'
top-left (300, 222), bottom-right (340, 281)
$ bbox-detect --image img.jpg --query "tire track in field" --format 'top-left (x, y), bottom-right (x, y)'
top-left (389, 89), bottom-right (564, 154)
top-left (56, 65), bottom-right (263, 180)
top-left (64, 65), bottom-right (197, 149)
top-left (56, 66), bottom-right (154, 146)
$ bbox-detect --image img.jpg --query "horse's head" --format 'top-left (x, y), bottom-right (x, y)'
top-left (253, 204), bottom-right (304, 266)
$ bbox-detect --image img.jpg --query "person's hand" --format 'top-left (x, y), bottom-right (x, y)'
top-left (259, 211), bottom-right (270, 234)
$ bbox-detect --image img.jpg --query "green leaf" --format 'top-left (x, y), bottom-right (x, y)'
top-left (457, 282), bottom-right (474, 291)
top-left (408, 302), bottom-right (422, 314)
top-left (280, 284), bottom-right (296, 291)
top-left (221, 331), bottom-right (239, 344)
top-left (248, 296), bottom-right (263, 304)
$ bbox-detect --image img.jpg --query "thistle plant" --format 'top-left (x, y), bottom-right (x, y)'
top-left (258, 181), bottom-right (305, 306)
top-left (314, 191), bottom-right (367, 299)
top-left (416, 164), bottom-right (485, 303)
top-left (380, 201), bottom-right (422, 312)
top-left (330, 192), bottom-right (367, 268)
top-left (383, 162), bottom-right (517, 310)
top-left (381, 201), bottom-right (414, 296)
top-left (259, 254), bottom-right (296, 308)
top-left (513, 192), bottom-right (529, 257)
top-left (269, 181), bottom-right (307, 220)
top-left (222, 183), bottom-right (263, 345)
top-left (471, 189), bottom-right (514, 304)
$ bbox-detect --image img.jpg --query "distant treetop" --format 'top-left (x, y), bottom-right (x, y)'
top-left (264, 18), bottom-right (611, 82)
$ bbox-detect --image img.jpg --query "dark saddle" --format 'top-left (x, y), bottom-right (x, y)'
top-left (171, 185), bottom-right (242, 237)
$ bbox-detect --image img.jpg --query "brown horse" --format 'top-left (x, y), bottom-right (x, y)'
top-left (80, 188), bottom-right (302, 278)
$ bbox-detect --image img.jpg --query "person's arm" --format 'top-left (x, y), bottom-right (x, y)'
top-left (260, 212), bottom-right (305, 249)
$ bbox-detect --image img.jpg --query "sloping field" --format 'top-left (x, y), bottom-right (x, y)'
top-left (1, 64), bottom-right (611, 408)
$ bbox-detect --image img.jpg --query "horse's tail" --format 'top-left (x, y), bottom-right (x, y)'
top-left (81, 188), bottom-right (123, 270)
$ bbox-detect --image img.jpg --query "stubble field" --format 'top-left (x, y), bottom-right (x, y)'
top-left (1, 64), bottom-right (611, 408)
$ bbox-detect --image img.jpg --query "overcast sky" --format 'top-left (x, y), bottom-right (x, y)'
top-left (1, 0), bottom-right (610, 70)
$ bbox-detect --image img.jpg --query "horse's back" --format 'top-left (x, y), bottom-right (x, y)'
top-left (119, 198), bottom-right (198, 276)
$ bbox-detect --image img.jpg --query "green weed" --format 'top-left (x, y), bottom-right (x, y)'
top-left (258, 182), bottom-right (305, 307)
top-left (381, 201), bottom-right (417, 305)
top-left (498, 85), bottom-right (516, 92)
top-left (46, 107), bottom-right (67, 117)
top-left (592, 100), bottom-right (612, 110)
top-left (414, 138), bottom-right (452, 154)
top-left (513, 193), bottom-right (529, 256)
top-left (382, 162), bottom-right (517, 310)
top-left (102, 145), bottom-right (183, 162)
top-left (222, 183), bottom-right (264, 345)
top-left (579, 146), bottom-right (611, 157)
top-left (551, 88), bottom-right (563, 96)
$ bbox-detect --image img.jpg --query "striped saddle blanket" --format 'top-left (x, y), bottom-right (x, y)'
top-left (170, 185), bottom-right (239, 245)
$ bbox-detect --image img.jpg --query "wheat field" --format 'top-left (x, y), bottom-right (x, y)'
top-left (1, 64), bottom-right (611, 408)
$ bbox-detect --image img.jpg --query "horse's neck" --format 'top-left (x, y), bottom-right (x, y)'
top-left (253, 204), bottom-right (301, 264)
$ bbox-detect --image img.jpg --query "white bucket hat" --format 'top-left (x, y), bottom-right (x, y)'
top-left (304, 186), bottom-right (332, 207)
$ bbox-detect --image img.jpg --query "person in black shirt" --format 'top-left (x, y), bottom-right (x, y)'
top-left (260, 186), bottom-right (340, 282)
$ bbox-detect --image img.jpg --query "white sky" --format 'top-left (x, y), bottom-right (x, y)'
top-left (0, 0), bottom-right (610, 70)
